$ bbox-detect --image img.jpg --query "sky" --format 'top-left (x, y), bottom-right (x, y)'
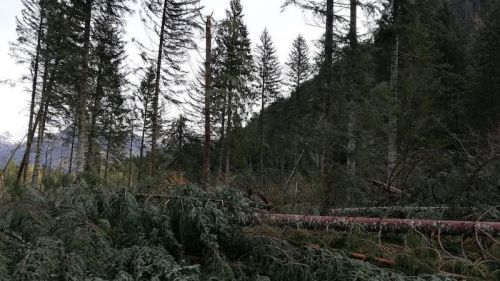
top-left (0, 0), bottom-right (326, 140)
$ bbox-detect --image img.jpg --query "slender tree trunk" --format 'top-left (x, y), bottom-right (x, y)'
top-left (68, 124), bottom-right (76, 174)
top-left (387, 0), bottom-right (399, 184)
top-left (218, 95), bottom-right (226, 178)
top-left (260, 79), bottom-right (265, 188)
top-left (44, 147), bottom-right (49, 171)
top-left (32, 58), bottom-right (57, 189)
top-left (151, 0), bottom-right (168, 176)
top-left (75, 0), bottom-right (92, 174)
top-left (346, 0), bottom-right (358, 176)
top-left (322, 0), bottom-right (334, 109)
top-left (318, 0), bottom-right (334, 178)
top-left (139, 110), bottom-right (147, 181)
top-left (225, 90), bottom-right (233, 178)
top-left (104, 135), bottom-right (111, 181)
top-left (202, 16), bottom-right (212, 190)
top-left (86, 66), bottom-right (103, 175)
top-left (59, 148), bottom-right (63, 172)
top-left (31, 94), bottom-right (49, 189)
top-left (128, 123), bottom-right (134, 189)
top-left (17, 14), bottom-right (45, 185)
top-left (32, 59), bottom-right (50, 188)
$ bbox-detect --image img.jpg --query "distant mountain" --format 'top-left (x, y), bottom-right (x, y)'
top-left (0, 132), bottom-right (24, 167)
top-left (0, 130), bottom-right (144, 170)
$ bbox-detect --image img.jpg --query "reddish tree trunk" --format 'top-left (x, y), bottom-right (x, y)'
top-left (268, 213), bottom-right (500, 236)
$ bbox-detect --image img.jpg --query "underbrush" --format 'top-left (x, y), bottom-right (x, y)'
top-left (0, 185), bottom-right (459, 280)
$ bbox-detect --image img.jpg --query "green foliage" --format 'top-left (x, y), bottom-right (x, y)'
top-left (0, 185), bottom-right (457, 281)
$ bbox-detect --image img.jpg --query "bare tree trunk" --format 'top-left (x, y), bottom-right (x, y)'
top-left (68, 124), bottom-right (76, 174)
top-left (218, 95), bottom-right (227, 178)
top-left (32, 59), bottom-right (51, 189)
top-left (59, 147), bottom-right (63, 173)
top-left (44, 147), bottom-right (49, 171)
top-left (322, 0), bottom-right (334, 87)
top-left (32, 94), bottom-right (49, 189)
top-left (86, 66), bottom-right (103, 175)
top-left (224, 90), bottom-right (233, 178)
top-left (151, 0), bottom-right (169, 176)
top-left (139, 115), bottom-right (147, 181)
top-left (346, 0), bottom-right (358, 176)
top-left (32, 57), bottom-right (58, 189)
top-left (128, 123), bottom-right (134, 189)
top-left (318, 0), bottom-right (334, 179)
top-left (104, 136), bottom-right (111, 181)
top-left (347, 110), bottom-right (356, 175)
top-left (267, 213), bottom-right (500, 236)
top-left (260, 78), bottom-right (265, 189)
top-left (17, 14), bottom-right (44, 185)
top-left (202, 16), bottom-right (212, 190)
top-left (75, 0), bottom-right (92, 174)
top-left (387, 0), bottom-right (399, 184)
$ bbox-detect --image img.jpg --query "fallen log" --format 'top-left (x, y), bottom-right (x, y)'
top-left (267, 214), bottom-right (500, 236)
top-left (330, 206), bottom-right (475, 217)
top-left (349, 252), bottom-right (396, 267)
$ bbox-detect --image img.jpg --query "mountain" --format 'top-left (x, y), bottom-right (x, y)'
top-left (0, 132), bottom-right (24, 168)
top-left (0, 130), bottom-right (145, 171)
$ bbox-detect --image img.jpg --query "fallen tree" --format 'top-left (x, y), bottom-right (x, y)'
top-left (329, 206), bottom-right (477, 217)
top-left (267, 214), bottom-right (500, 236)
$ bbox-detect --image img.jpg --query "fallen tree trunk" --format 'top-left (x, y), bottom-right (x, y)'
top-left (268, 214), bottom-right (500, 236)
top-left (330, 206), bottom-right (476, 216)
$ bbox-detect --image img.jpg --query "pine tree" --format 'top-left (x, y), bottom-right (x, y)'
top-left (30, 0), bottom-right (69, 188)
top-left (85, 0), bottom-right (129, 178)
top-left (285, 34), bottom-right (312, 101)
top-left (136, 66), bottom-right (156, 178)
top-left (255, 29), bottom-right (281, 187)
top-left (212, 0), bottom-right (253, 177)
top-left (141, 0), bottom-right (201, 176)
top-left (74, 0), bottom-right (93, 174)
top-left (11, 0), bottom-right (46, 185)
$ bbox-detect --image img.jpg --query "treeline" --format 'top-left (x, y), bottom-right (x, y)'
top-left (7, 0), bottom-right (500, 210)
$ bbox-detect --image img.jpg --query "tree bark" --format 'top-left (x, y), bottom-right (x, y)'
top-left (75, 0), bottom-right (93, 174)
top-left (32, 59), bottom-right (57, 189)
top-left (202, 16), bottom-right (212, 190)
top-left (151, 0), bottom-right (169, 176)
top-left (267, 213), bottom-right (500, 236)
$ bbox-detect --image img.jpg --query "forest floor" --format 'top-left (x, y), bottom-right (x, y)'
top-left (0, 185), bottom-right (498, 280)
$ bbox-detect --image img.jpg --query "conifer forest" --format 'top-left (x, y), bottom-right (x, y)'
top-left (2, 0), bottom-right (500, 280)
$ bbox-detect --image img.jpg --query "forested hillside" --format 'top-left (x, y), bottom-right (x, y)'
top-left (1, 0), bottom-right (500, 280)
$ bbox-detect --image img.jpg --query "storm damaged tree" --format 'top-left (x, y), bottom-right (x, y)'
top-left (141, 0), bottom-right (201, 176)
top-left (12, 0), bottom-right (46, 185)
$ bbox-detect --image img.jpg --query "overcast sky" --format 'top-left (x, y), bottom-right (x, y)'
top-left (0, 0), bottom-right (326, 140)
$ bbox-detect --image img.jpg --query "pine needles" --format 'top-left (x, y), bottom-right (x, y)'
top-left (0, 185), bottom-right (457, 280)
